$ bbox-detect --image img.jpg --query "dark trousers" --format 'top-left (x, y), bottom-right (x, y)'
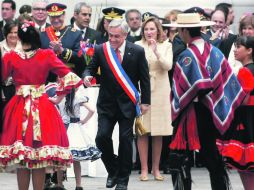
top-left (2, 85), bottom-right (15, 105)
top-left (172, 103), bottom-right (229, 190)
top-left (96, 114), bottom-right (135, 185)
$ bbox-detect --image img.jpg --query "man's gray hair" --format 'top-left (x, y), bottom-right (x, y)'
top-left (32, 0), bottom-right (49, 7)
top-left (108, 19), bottom-right (129, 34)
top-left (74, 2), bottom-right (91, 14)
top-left (125, 9), bottom-right (142, 21)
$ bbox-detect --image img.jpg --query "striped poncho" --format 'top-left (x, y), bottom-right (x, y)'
top-left (170, 38), bottom-right (245, 150)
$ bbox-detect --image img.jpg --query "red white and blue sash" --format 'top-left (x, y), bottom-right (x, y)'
top-left (103, 42), bottom-right (141, 116)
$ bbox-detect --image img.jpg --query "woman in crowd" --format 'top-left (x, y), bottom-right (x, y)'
top-left (0, 20), bottom-right (22, 104)
top-left (0, 21), bottom-right (82, 190)
top-left (164, 9), bottom-right (182, 42)
top-left (217, 36), bottom-right (254, 190)
top-left (96, 16), bottom-right (110, 44)
top-left (239, 14), bottom-right (254, 37)
top-left (135, 17), bottom-right (173, 181)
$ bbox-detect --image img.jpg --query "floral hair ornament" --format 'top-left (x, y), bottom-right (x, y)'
top-left (21, 20), bottom-right (35, 32)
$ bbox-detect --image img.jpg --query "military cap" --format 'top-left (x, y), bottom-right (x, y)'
top-left (142, 12), bottom-right (158, 22)
top-left (102, 7), bottom-right (125, 20)
top-left (184, 7), bottom-right (210, 20)
top-left (19, 5), bottom-right (32, 15)
top-left (46, 3), bottom-right (67, 17)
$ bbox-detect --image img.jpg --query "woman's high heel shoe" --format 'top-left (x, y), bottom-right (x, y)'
top-left (154, 175), bottom-right (164, 181)
top-left (139, 175), bottom-right (149, 181)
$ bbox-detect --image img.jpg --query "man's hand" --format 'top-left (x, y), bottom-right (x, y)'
top-left (221, 26), bottom-right (229, 40)
top-left (49, 41), bottom-right (64, 54)
top-left (140, 104), bottom-right (150, 115)
top-left (83, 76), bottom-right (93, 87)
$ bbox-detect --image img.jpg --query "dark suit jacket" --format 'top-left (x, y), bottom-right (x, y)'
top-left (127, 32), bottom-right (142, 43)
top-left (83, 41), bottom-right (151, 118)
top-left (206, 30), bottom-right (237, 59)
top-left (83, 27), bottom-right (102, 44)
top-left (0, 21), bottom-right (5, 42)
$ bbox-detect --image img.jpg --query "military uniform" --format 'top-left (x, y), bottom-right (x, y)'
top-left (40, 26), bottom-right (82, 75)
top-left (40, 3), bottom-right (83, 80)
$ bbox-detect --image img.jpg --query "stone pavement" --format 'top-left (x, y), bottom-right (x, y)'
top-left (0, 168), bottom-right (244, 190)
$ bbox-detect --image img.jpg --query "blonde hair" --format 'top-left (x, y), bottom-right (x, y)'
top-left (164, 9), bottom-right (182, 22)
top-left (141, 17), bottom-right (164, 43)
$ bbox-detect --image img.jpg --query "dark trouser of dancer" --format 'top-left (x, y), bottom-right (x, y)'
top-left (171, 103), bottom-right (231, 190)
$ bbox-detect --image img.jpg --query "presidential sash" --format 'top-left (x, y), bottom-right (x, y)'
top-left (102, 42), bottom-right (141, 117)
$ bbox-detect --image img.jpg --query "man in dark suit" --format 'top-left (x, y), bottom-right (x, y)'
top-left (0, 0), bottom-right (16, 41)
top-left (72, 2), bottom-right (102, 81)
top-left (125, 9), bottom-right (142, 42)
top-left (32, 0), bottom-right (51, 32)
top-left (73, 2), bottom-right (101, 44)
top-left (208, 8), bottom-right (237, 59)
top-left (83, 19), bottom-right (151, 190)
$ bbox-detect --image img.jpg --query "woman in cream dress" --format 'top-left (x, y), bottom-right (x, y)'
top-left (135, 17), bottom-right (173, 181)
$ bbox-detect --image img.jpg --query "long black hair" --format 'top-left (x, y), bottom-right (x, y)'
top-left (65, 88), bottom-right (76, 116)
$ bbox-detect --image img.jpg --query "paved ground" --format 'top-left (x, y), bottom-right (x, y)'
top-left (0, 168), bottom-right (244, 190)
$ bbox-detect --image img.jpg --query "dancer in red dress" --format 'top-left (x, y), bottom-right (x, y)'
top-left (217, 36), bottom-right (254, 190)
top-left (0, 21), bottom-right (82, 190)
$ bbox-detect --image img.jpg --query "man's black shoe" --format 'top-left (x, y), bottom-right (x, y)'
top-left (115, 183), bottom-right (127, 190)
top-left (106, 175), bottom-right (117, 188)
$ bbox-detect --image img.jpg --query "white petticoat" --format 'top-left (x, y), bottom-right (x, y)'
top-left (67, 123), bottom-right (101, 161)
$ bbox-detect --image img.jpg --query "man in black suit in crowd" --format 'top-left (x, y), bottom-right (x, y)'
top-left (83, 19), bottom-right (151, 190)
top-left (32, 0), bottom-right (51, 32)
top-left (0, 0), bottom-right (16, 41)
top-left (125, 9), bottom-right (142, 42)
top-left (73, 2), bottom-right (101, 44)
top-left (72, 2), bottom-right (101, 80)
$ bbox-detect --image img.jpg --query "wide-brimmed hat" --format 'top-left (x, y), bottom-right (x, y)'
top-left (162, 13), bottom-right (214, 28)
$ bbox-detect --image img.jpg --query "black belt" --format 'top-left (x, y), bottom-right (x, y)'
top-left (70, 117), bottom-right (80, 123)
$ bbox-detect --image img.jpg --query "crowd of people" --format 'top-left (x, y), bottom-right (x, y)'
top-left (1, 0), bottom-right (254, 190)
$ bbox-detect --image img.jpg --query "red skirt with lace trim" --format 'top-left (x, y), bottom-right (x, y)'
top-left (0, 94), bottom-right (72, 170)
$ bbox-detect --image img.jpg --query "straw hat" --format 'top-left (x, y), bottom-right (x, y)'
top-left (162, 13), bottom-right (214, 28)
